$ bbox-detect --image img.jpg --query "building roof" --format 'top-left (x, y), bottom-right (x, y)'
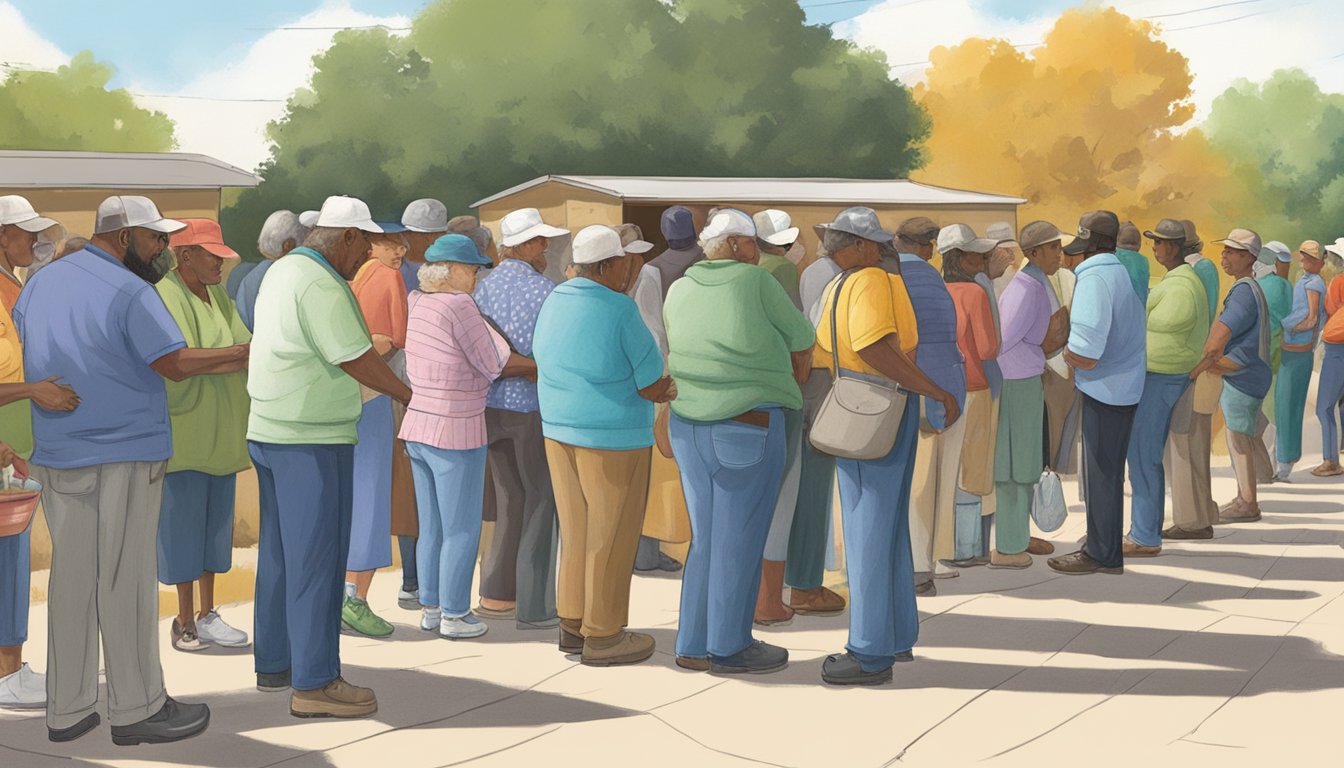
top-left (0, 150), bottom-right (261, 190)
top-left (472, 175), bottom-right (1025, 209)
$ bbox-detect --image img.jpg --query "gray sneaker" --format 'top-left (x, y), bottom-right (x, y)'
top-left (196, 611), bottom-right (250, 648)
top-left (709, 641), bottom-right (788, 675)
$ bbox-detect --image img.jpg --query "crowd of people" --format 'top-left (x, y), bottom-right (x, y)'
top-left (1, 188), bottom-right (1342, 743)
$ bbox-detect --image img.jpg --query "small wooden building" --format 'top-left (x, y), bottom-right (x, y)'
top-left (473, 175), bottom-right (1025, 280)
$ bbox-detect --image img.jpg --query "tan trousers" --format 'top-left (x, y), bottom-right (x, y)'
top-left (546, 440), bottom-right (650, 639)
top-left (641, 405), bottom-right (691, 543)
top-left (1168, 398), bottom-right (1219, 531)
top-left (911, 411), bottom-right (967, 573)
top-left (36, 461), bottom-right (168, 729)
top-left (1043, 367), bottom-right (1081, 474)
top-left (1227, 430), bottom-right (1259, 505)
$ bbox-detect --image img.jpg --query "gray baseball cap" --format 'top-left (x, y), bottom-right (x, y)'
top-left (401, 198), bottom-right (449, 233)
top-left (819, 206), bottom-right (892, 244)
top-left (1144, 219), bottom-right (1187, 242)
top-left (1018, 221), bottom-right (1065, 252)
top-left (986, 221), bottom-right (1016, 245)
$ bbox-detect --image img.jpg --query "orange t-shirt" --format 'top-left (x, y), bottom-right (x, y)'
top-left (946, 282), bottom-right (999, 391)
top-left (1323, 274), bottom-right (1344, 345)
top-left (351, 260), bottom-right (408, 349)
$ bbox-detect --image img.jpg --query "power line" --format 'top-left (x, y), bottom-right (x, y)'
top-left (131, 93), bottom-right (286, 103)
top-left (1143, 0), bottom-right (1265, 20)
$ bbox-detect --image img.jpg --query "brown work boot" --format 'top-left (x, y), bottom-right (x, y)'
top-left (1162, 525), bottom-right (1213, 540)
top-left (558, 620), bottom-right (583, 654)
top-left (1027, 537), bottom-right (1055, 555)
top-left (581, 631), bottom-right (655, 667)
top-left (788, 586), bottom-right (846, 616)
top-left (754, 560), bottom-right (794, 626)
top-left (1122, 538), bottom-right (1161, 557)
top-left (290, 677), bottom-right (377, 719)
top-left (989, 550), bottom-right (1032, 569)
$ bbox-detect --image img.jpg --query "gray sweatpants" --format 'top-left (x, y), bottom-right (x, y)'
top-left (35, 461), bottom-right (168, 729)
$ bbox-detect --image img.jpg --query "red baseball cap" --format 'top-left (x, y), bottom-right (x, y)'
top-left (169, 218), bottom-right (239, 259)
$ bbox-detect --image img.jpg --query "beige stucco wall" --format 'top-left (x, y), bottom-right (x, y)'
top-left (0, 187), bottom-right (223, 243)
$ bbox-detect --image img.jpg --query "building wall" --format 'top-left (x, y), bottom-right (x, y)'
top-left (478, 183), bottom-right (624, 282)
top-left (0, 187), bottom-right (223, 244)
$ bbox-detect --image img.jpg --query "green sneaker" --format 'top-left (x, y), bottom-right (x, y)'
top-left (341, 597), bottom-right (394, 638)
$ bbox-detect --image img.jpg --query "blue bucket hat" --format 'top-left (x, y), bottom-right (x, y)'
top-left (425, 234), bottom-right (491, 265)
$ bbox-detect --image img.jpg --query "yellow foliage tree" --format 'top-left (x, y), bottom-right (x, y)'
top-left (914, 7), bottom-right (1253, 253)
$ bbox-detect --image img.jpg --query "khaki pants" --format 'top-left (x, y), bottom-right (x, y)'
top-left (36, 461), bottom-right (168, 729)
top-left (1168, 393), bottom-right (1219, 531)
top-left (1043, 367), bottom-right (1081, 474)
top-left (958, 389), bottom-right (996, 499)
top-left (911, 411), bottom-right (966, 574)
top-left (545, 440), bottom-right (650, 639)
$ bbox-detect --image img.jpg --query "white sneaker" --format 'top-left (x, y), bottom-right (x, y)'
top-left (196, 611), bottom-right (251, 647)
top-left (933, 561), bottom-right (961, 579)
top-left (398, 588), bottom-right (420, 609)
top-left (0, 663), bottom-right (46, 710)
top-left (420, 607), bottom-right (441, 631)
top-left (440, 613), bottom-right (488, 639)
top-left (1276, 462), bottom-right (1295, 482)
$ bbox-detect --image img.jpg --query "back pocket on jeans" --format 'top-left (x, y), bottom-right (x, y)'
top-left (711, 422), bottom-right (768, 468)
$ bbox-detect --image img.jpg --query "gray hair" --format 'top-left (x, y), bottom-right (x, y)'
top-left (302, 226), bottom-right (347, 256)
top-left (446, 215), bottom-right (494, 254)
top-left (258, 210), bottom-right (311, 260)
top-left (822, 228), bottom-right (863, 255)
top-left (417, 262), bottom-right (456, 293)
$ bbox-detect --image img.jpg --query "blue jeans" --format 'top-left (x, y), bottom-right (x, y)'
top-left (405, 442), bottom-right (488, 618)
top-left (1126, 373), bottom-right (1190, 547)
top-left (671, 409), bottom-right (786, 659)
top-left (1317, 344), bottom-right (1344, 462)
top-left (250, 442), bottom-right (353, 692)
top-left (0, 528), bottom-right (30, 647)
top-left (836, 396), bottom-right (920, 672)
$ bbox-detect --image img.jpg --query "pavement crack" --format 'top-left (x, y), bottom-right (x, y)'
top-left (649, 679), bottom-right (728, 712)
top-left (432, 725), bottom-right (562, 767)
top-left (987, 670), bottom-right (1157, 759)
top-left (1173, 636), bottom-right (1287, 744)
top-left (645, 711), bottom-right (797, 768)
top-left (1178, 737), bottom-right (1246, 749)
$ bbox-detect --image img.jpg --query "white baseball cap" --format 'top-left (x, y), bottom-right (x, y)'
top-left (752, 209), bottom-right (799, 247)
top-left (298, 210), bottom-right (319, 228)
top-left (571, 225), bottom-right (626, 265)
top-left (94, 195), bottom-right (185, 235)
top-left (937, 223), bottom-right (998, 255)
top-left (401, 198), bottom-right (449, 233)
top-left (699, 208), bottom-right (756, 241)
top-left (313, 196), bottom-right (383, 233)
top-left (500, 208), bottom-right (569, 248)
top-left (0, 195), bottom-right (58, 233)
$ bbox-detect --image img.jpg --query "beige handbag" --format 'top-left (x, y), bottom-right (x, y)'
top-left (808, 271), bottom-right (909, 460)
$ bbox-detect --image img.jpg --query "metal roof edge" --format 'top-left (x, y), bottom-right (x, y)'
top-left (0, 149), bottom-right (262, 188)
top-left (904, 179), bottom-right (1027, 204)
top-left (470, 174), bottom-right (624, 208)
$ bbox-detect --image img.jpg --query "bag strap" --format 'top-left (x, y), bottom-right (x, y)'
top-left (1234, 277), bottom-right (1271, 367)
top-left (828, 270), bottom-right (857, 381)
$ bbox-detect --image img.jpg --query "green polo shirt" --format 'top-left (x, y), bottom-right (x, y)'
top-left (758, 253), bottom-right (802, 310)
top-left (1146, 264), bottom-right (1210, 375)
top-left (664, 260), bottom-right (815, 422)
top-left (246, 249), bottom-right (372, 445)
top-left (156, 271), bottom-right (252, 475)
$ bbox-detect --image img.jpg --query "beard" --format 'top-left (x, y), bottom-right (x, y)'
top-left (125, 240), bottom-right (170, 285)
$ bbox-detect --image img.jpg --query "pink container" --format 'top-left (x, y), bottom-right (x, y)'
top-left (0, 478), bottom-right (42, 538)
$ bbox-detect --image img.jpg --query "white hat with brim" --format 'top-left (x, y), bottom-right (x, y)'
top-left (937, 223), bottom-right (998, 255)
top-left (1324, 238), bottom-right (1344, 259)
top-left (298, 210), bottom-right (319, 228)
top-left (500, 208), bottom-right (568, 248)
top-left (571, 225), bottom-right (626, 265)
top-left (313, 196), bottom-right (383, 234)
top-left (93, 195), bottom-right (185, 235)
top-left (700, 208), bottom-right (756, 241)
top-left (0, 195), bottom-right (58, 233)
top-left (753, 209), bottom-right (800, 247)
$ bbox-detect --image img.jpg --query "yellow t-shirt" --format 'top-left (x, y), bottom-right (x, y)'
top-left (0, 298), bottom-right (33, 457)
top-left (813, 267), bottom-right (919, 376)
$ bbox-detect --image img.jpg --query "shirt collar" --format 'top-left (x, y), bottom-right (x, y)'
top-left (84, 242), bottom-right (127, 269)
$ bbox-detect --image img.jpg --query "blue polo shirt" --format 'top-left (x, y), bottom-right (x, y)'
top-left (532, 278), bottom-right (663, 450)
top-left (890, 253), bottom-right (965, 429)
top-left (1068, 253), bottom-right (1147, 406)
top-left (1282, 272), bottom-right (1326, 348)
top-left (13, 245), bottom-right (187, 468)
top-left (235, 258), bottom-right (273, 332)
top-left (1219, 281), bottom-right (1271, 398)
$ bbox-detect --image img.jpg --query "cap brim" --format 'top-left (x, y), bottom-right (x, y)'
top-left (13, 215), bottom-right (58, 233)
top-left (142, 218), bottom-right (187, 234)
top-left (298, 211), bottom-right (319, 228)
top-left (375, 221), bottom-right (408, 234)
top-left (1061, 236), bottom-right (1089, 255)
top-left (501, 223), bottom-right (570, 248)
top-left (623, 240), bottom-right (655, 255)
top-left (402, 224), bottom-right (449, 233)
top-left (963, 237), bottom-right (1000, 255)
top-left (1212, 239), bottom-right (1251, 252)
top-left (1143, 230), bottom-right (1182, 241)
top-left (199, 242), bottom-right (240, 259)
top-left (832, 224), bottom-right (894, 243)
top-left (1325, 245), bottom-right (1344, 258)
top-left (763, 227), bottom-right (800, 247)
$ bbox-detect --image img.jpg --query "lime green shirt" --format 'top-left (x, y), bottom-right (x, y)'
top-left (156, 272), bottom-right (252, 474)
top-left (246, 249), bottom-right (372, 445)
top-left (1146, 264), bottom-right (1210, 375)
top-left (758, 254), bottom-right (802, 310)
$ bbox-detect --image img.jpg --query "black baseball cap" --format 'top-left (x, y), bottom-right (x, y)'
top-left (1062, 210), bottom-right (1120, 255)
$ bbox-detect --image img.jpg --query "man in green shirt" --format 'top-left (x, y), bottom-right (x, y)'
top-left (1125, 219), bottom-right (1211, 554)
top-left (247, 196), bottom-right (411, 720)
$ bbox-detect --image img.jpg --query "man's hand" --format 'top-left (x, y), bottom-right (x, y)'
top-left (0, 441), bottom-right (17, 469)
top-left (937, 390), bottom-right (961, 429)
top-left (1063, 348), bottom-right (1098, 371)
top-left (1044, 306), bottom-right (1070, 354)
top-left (639, 376), bottom-right (677, 404)
top-left (29, 377), bottom-right (80, 411)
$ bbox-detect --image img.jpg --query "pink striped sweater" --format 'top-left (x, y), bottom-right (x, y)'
top-left (398, 291), bottom-right (510, 450)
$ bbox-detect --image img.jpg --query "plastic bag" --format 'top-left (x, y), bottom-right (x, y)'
top-left (1030, 469), bottom-right (1067, 532)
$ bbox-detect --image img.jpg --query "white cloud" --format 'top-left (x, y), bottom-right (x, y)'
top-left (841, 0), bottom-right (1344, 122)
top-left (132, 1), bottom-right (410, 171)
top-left (0, 1), bottom-right (69, 71)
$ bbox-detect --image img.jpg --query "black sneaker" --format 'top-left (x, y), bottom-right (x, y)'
top-left (48, 712), bottom-right (100, 743)
top-left (821, 652), bottom-right (892, 686)
top-left (257, 670), bottom-right (292, 692)
top-left (709, 640), bottom-right (788, 675)
top-left (110, 697), bottom-right (210, 746)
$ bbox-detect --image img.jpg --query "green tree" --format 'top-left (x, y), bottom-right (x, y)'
top-left (0, 51), bottom-right (176, 152)
top-left (1204, 68), bottom-right (1344, 242)
top-left (224, 0), bottom-right (929, 256)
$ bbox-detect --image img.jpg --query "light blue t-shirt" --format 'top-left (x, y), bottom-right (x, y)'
top-left (1282, 272), bottom-right (1326, 348)
top-left (14, 245), bottom-right (187, 469)
top-left (1067, 253), bottom-right (1147, 406)
top-left (235, 258), bottom-right (274, 332)
top-left (533, 278), bottom-right (663, 451)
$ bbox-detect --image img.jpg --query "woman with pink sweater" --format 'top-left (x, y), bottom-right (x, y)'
top-left (399, 234), bottom-right (532, 640)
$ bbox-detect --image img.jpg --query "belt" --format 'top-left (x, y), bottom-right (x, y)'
top-left (728, 410), bottom-right (771, 429)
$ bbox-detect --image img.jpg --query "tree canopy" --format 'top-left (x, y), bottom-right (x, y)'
top-left (0, 51), bottom-right (175, 152)
top-left (223, 0), bottom-right (930, 257)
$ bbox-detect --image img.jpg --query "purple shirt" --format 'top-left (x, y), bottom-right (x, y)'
top-left (996, 264), bottom-right (1051, 380)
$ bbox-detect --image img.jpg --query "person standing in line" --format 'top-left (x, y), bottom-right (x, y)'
top-left (1276, 241), bottom-right (1326, 480)
top-left (236, 210), bottom-right (312, 333)
top-left (1311, 238), bottom-right (1344, 476)
top-left (534, 225), bottom-right (674, 666)
top-left (155, 220), bottom-right (254, 653)
top-left (1121, 219), bottom-right (1209, 557)
top-left (1115, 222), bottom-right (1151, 304)
top-left (1191, 229), bottom-right (1272, 523)
top-left (990, 222), bottom-right (1070, 570)
top-left (1251, 242), bottom-right (1294, 483)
